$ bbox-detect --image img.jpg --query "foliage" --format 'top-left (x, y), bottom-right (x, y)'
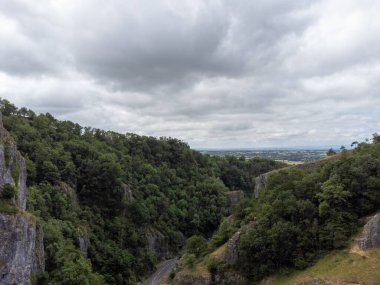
top-left (185, 235), bottom-right (207, 257)
top-left (232, 136), bottom-right (380, 281)
top-left (0, 199), bottom-right (18, 214)
top-left (326, 148), bottom-right (336, 156)
top-left (2, 183), bottom-right (17, 200)
top-left (0, 98), bottom-right (283, 283)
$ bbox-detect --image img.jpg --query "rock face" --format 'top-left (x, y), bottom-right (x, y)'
top-left (173, 273), bottom-right (211, 285)
top-left (0, 118), bottom-right (45, 285)
top-left (226, 191), bottom-right (245, 206)
top-left (224, 221), bottom-right (255, 265)
top-left (173, 272), bottom-right (246, 285)
top-left (78, 234), bottom-right (90, 258)
top-left (0, 142), bottom-right (27, 210)
top-left (254, 173), bottom-right (269, 197)
top-left (146, 228), bottom-right (185, 260)
top-left (356, 212), bottom-right (380, 251)
top-left (146, 230), bottom-right (170, 260)
top-left (0, 213), bottom-right (45, 285)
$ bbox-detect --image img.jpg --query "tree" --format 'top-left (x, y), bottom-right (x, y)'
top-left (326, 148), bottom-right (336, 156)
top-left (185, 235), bottom-right (207, 257)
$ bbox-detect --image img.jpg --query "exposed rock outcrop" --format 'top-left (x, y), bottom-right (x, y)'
top-left (0, 213), bottom-right (45, 285)
top-left (146, 228), bottom-right (185, 260)
top-left (226, 190), bottom-right (245, 206)
top-left (123, 183), bottom-right (134, 203)
top-left (0, 142), bottom-right (27, 210)
top-left (253, 154), bottom-right (344, 198)
top-left (356, 212), bottom-right (380, 251)
top-left (0, 118), bottom-right (45, 285)
top-left (173, 273), bottom-right (211, 285)
top-left (146, 229), bottom-right (170, 259)
top-left (60, 182), bottom-right (79, 210)
top-left (78, 234), bottom-right (90, 258)
top-left (254, 173), bottom-right (269, 197)
top-left (223, 221), bottom-right (256, 264)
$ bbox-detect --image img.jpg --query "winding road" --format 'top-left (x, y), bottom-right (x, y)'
top-left (143, 258), bottom-right (178, 285)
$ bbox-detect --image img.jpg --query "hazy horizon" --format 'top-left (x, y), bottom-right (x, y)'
top-left (1, 0), bottom-right (379, 148)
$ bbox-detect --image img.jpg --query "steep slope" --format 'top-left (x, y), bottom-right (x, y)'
top-left (269, 213), bottom-right (380, 284)
top-left (0, 99), bottom-right (286, 284)
top-left (0, 116), bottom-right (45, 285)
top-left (172, 138), bottom-right (380, 284)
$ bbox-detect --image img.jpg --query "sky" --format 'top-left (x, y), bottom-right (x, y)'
top-left (0, 0), bottom-right (379, 149)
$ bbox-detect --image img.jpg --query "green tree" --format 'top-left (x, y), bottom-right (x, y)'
top-left (185, 235), bottom-right (207, 257)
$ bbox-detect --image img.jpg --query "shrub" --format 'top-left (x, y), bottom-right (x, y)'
top-left (2, 183), bottom-right (17, 200)
top-left (185, 235), bottom-right (207, 257)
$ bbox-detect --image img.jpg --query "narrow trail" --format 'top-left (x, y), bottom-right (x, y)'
top-left (143, 258), bottom-right (178, 285)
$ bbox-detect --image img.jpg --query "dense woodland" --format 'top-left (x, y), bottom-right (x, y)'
top-left (196, 134), bottom-right (380, 282)
top-left (0, 99), bottom-right (285, 284)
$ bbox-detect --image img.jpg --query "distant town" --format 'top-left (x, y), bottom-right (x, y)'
top-left (199, 149), bottom-right (334, 164)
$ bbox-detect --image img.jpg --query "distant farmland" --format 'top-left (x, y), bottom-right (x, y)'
top-left (199, 149), bottom-right (331, 162)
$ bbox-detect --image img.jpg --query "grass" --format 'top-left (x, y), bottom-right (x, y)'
top-left (11, 160), bottom-right (20, 187)
top-left (0, 198), bottom-right (18, 214)
top-left (3, 143), bottom-right (10, 168)
top-left (210, 243), bottom-right (227, 260)
top-left (271, 248), bottom-right (380, 285)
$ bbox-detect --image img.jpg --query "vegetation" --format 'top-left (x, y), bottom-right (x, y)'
top-left (1, 183), bottom-right (17, 200)
top-left (0, 98), bottom-right (283, 284)
top-left (272, 248), bottom-right (380, 284)
top-left (326, 148), bottom-right (336, 156)
top-left (0, 199), bottom-right (18, 214)
top-left (198, 134), bottom-right (380, 282)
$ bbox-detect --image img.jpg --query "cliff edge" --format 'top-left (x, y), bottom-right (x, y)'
top-left (0, 115), bottom-right (45, 285)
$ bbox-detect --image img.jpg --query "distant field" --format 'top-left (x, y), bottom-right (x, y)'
top-left (199, 149), bottom-right (330, 162)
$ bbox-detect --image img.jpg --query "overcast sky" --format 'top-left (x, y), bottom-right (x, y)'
top-left (0, 0), bottom-right (379, 148)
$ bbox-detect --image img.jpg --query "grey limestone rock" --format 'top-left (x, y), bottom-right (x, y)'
top-left (0, 213), bottom-right (45, 285)
top-left (356, 212), bottom-right (380, 251)
top-left (254, 172), bottom-right (269, 197)
top-left (78, 234), bottom-right (90, 258)
top-left (223, 221), bottom-right (256, 265)
top-left (0, 143), bottom-right (27, 210)
top-left (0, 119), bottom-right (45, 284)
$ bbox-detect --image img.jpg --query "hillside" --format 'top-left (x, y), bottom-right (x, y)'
top-left (172, 136), bottom-right (380, 284)
top-left (0, 99), bottom-right (285, 285)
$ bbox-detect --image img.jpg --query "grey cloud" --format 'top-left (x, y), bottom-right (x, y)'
top-left (0, 0), bottom-right (380, 148)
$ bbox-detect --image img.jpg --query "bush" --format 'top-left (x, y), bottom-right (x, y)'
top-left (2, 183), bottom-right (17, 200)
top-left (185, 235), bottom-right (207, 257)
top-left (0, 199), bottom-right (18, 214)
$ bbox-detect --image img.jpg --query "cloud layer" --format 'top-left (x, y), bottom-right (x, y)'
top-left (1, 0), bottom-right (379, 148)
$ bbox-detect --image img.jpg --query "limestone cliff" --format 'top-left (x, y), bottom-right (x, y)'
top-left (0, 213), bottom-right (45, 285)
top-left (146, 228), bottom-right (185, 260)
top-left (0, 117), bottom-right (45, 285)
top-left (0, 139), bottom-right (27, 210)
top-left (356, 212), bottom-right (380, 251)
top-left (254, 172), bottom-right (269, 197)
top-left (223, 221), bottom-right (256, 265)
